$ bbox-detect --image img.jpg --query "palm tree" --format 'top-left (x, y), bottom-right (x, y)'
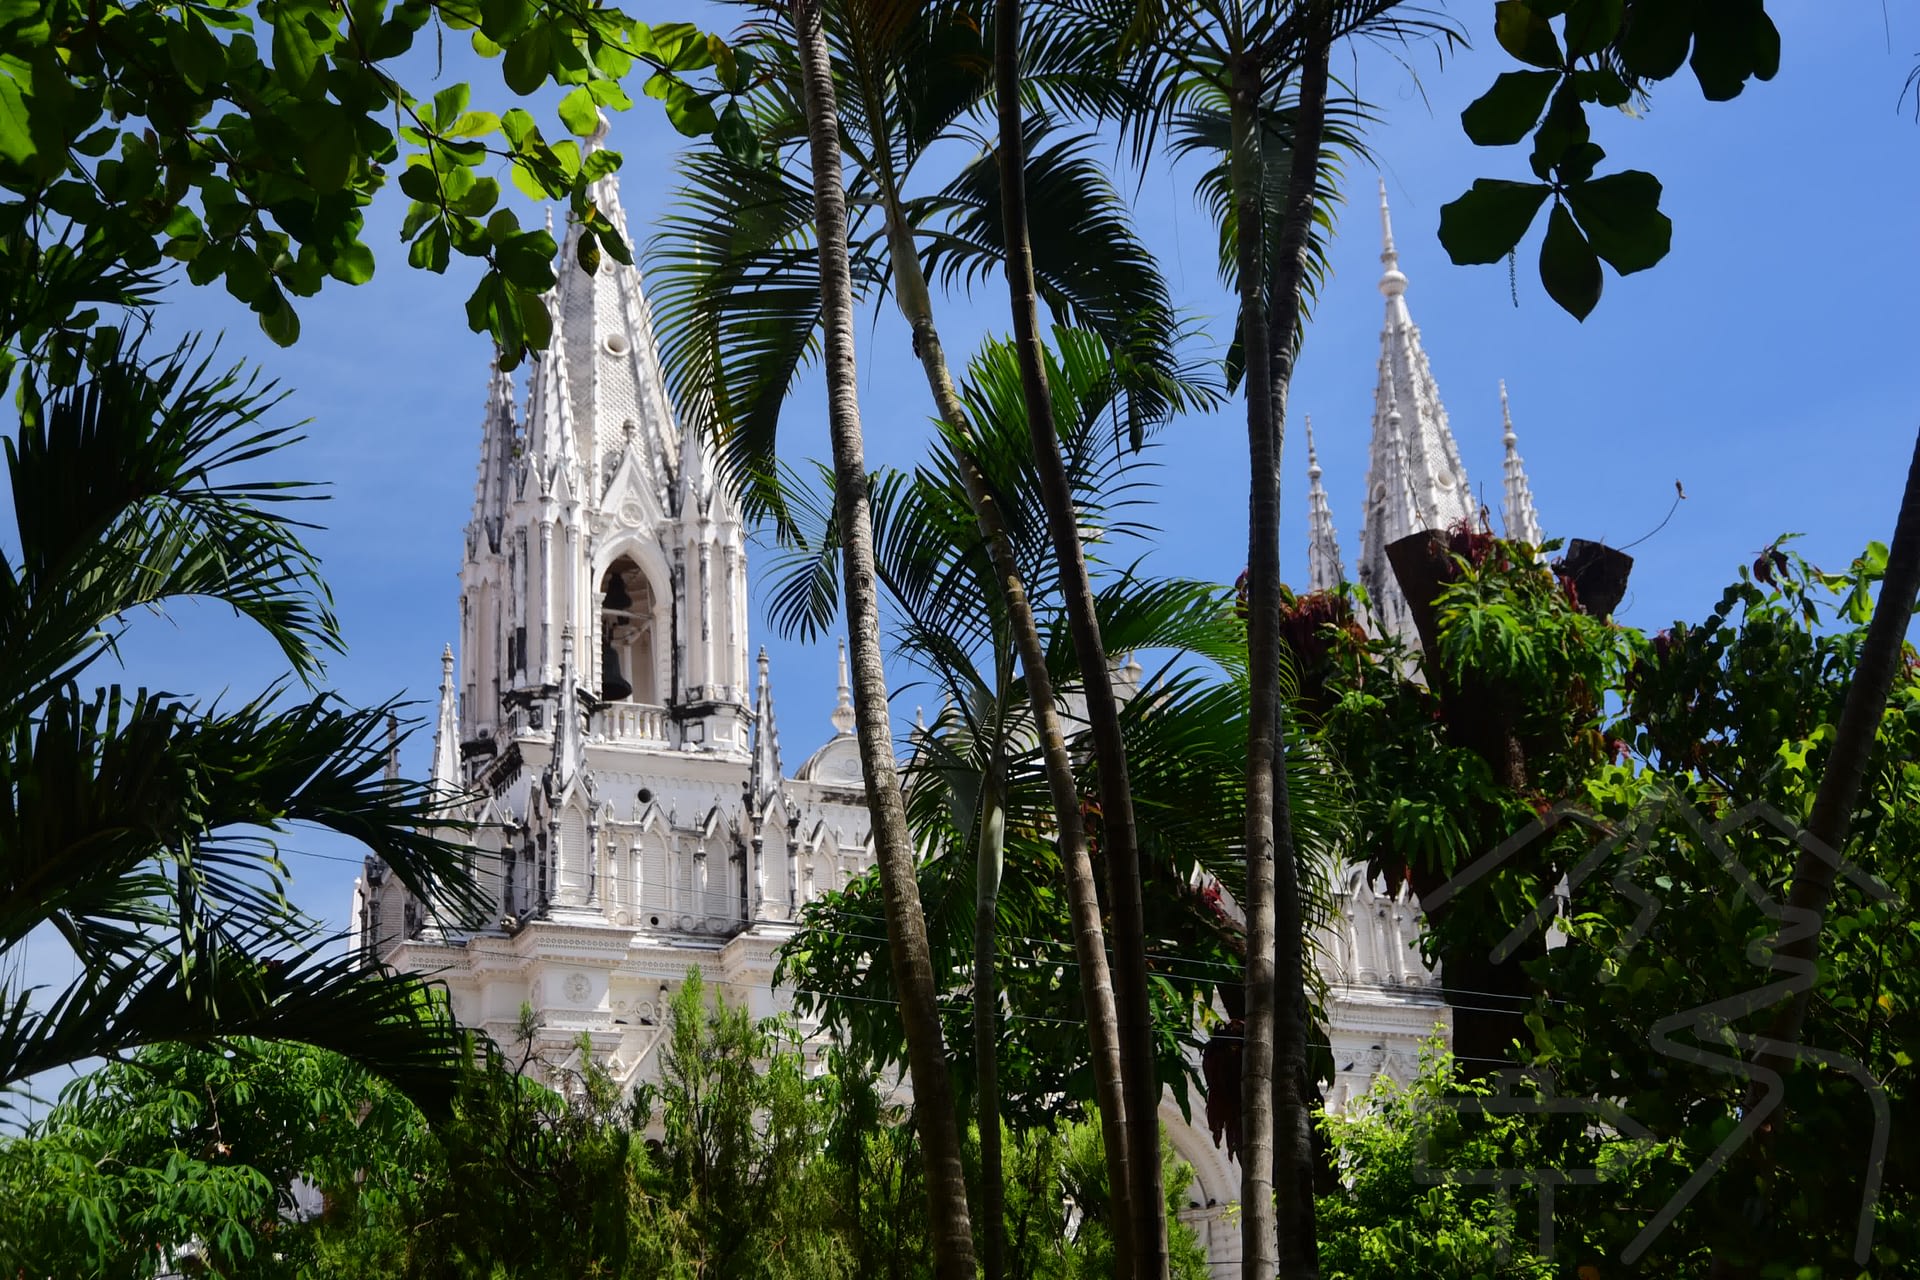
top-left (1009, 2), bottom-right (1450, 1271)
top-left (769, 330), bottom-right (1346, 1273)
top-left (0, 331), bottom-right (486, 1111)
top-left (787, 0), bottom-right (977, 1271)
top-left (988, 5), bottom-right (1176, 1268)
top-left (651, 4), bottom-right (1199, 1265)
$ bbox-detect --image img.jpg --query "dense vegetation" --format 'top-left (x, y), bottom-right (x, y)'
top-left (8, 0), bottom-right (1920, 1276)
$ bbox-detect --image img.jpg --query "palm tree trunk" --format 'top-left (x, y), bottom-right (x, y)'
top-left (791, 3), bottom-right (976, 1275)
top-left (1233, 16), bottom-right (1332, 1275)
top-left (1261, 28), bottom-right (1332, 1280)
top-left (974, 760), bottom-right (1008, 1280)
top-left (881, 197), bottom-right (1136, 1280)
top-left (1709, 426), bottom-right (1920, 1278)
top-left (993, 0), bottom-right (1166, 1275)
top-left (1228, 45), bottom-right (1280, 1280)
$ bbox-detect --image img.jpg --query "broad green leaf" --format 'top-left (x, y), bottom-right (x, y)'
top-left (1461, 70), bottom-right (1559, 147)
top-left (259, 288), bottom-right (301, 345)
top-left (1565, 169), bottom-right (1670, 274)
top-left (1437, 179), bottom-right (1552, 265)
top-left (1538, 202), bottom-right (1601, 320)
top-left (557, 86), bottom-right (598, 136)
top-left (1494, 0), bottom-right (1563, 69)
top-left (1561, 0), bottom-right (1623, 58)
top-left (431, 84), bottom-right (470, 130)
top-left (502, 26), bottom-right (552, 96)
top-left (1618, 0), bottom-right (1694, 79)
top-left (329, 238), bottom-right (375, 284)
top-left (479, 0), bottom-right (531, 42)
top-left (715, 99), bottom-right (759, 166)
top-left (271, 12), bottom-right (325, 100)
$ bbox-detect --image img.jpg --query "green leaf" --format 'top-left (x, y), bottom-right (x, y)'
top-left (329, 238), bottom-right (375, 284)
top-left (397, 162), bottom-right (439, 203)
top-left (502, 26), bottom-right (552, 96)
top-left (715, 99), bottom-right (760, 166)
top-left (575, 231), bottom-right (601, 275)
top-left (271, 12), bottom-right (326, 101)
top-left (1437, 179), bottom-right (1552, 265)
top-left (1572, 68), bottom-right (1632, 107)
top-left (303, 108), bottom-right (355, 192)
top-left (1495, 0), bottom-right (1563, 68)
top-left (407, 224), bottom-right (451, 273)
top-left (479, 0), bottom-right (531, 42)
top-left (166, 15), bottom-right (227, 94)
top-left (258, 288), bottom-right (301, 346)
top-left (643, 71), bottom-right (717, 137)
top-left (557, 86), bottom-right (598, 137)
top-left (450, 175), bottom-right (499, 217)
top-left (1618, 0), bottom-right (1695, 78)
top-left (1561, 0), bottom-right (1623, 58)
top-left (1565, 169), bottom-right (1670, 274)
top-left (501, 107), bottom-right (538, 148)
top-left (1461, 70), bottom-right (1560, 147)
top-left (431, 84), bottom-right (470, 130)
top-left (1538, 201), bottom-right (1601, 320)
top-left (1530, 80), bottom-right (1590, 172)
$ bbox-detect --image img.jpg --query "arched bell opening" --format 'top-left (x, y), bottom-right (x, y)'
top-left (599, 557), bottom-right (657, 704)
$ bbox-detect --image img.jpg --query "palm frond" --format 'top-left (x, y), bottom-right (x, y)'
top-left (1, 333), bottom-right (337, 715)
top-left (0, 927), bottom-right (467, 1114)
top-left (921, 122), bottom-right (1217, 449)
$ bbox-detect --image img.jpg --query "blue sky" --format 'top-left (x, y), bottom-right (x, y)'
top-left (23, 2), bottom-right (1920, 954)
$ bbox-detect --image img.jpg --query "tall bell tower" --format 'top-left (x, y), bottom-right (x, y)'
top-left (455, 126), bottom-right (751, 764)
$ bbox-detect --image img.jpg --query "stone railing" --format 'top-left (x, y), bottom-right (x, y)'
top-left (594, 701), bottom-right (669, 744)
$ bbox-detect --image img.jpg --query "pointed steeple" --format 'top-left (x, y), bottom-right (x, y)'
top-left (553, 626), bottom-right (582, 787)
top-left (750, 647), bottom-right (785, 805)
top-left (430, 644), bottom-right (461, 796)
top-left (471, 350), bottom-right (517, 557)
top-left (830, 639), bottom-right (856, 737)
top-left (1304, 416), bottom-right (1345, 594)
top-left (1358, 181), bottom-right (1477, 643)
top-left (1498, 381), bottom-right (1544, 545)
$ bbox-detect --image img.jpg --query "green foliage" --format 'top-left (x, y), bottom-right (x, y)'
top-left (1317, 1041), bottom-right (1655, 1279)
top-left (0, 968), bottom-right (1216, 1278)
top-left (0, 0), bottom-right (754, 373)
top-left (1441, 0), bottom-right (1779, 318)
top-left (1314, 535), bottom-right (1920, 1273)
top-left (0, 328), bottom-right (479, 1110)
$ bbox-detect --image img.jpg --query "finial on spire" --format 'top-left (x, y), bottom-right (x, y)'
top-left (830, 639), bottom-right (856, 736)
top-left (430, 644), bottom-right (461, 795)
top-left (1304, 415), bottom-right (1346, 594)
top-left (1498, 381), bottom-right (1544, 545)
top-left (1378, 179), bottom-right (1408, 299)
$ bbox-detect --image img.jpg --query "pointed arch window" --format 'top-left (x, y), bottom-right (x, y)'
top-left (599, 557), bottom-right (656, 704)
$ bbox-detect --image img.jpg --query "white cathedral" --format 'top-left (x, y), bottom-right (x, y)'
top-left (351, 166), bottom-right (1545, 1272)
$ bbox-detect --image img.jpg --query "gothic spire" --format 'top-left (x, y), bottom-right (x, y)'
top-left (1499, 381), bottom-right (1544, 545)
top-left (1357, 180), bottom-right (1477, 643)
top-left (471, 349), bottom-right (517, 556)
top-left (830, 639), bottom-right (856, 737)
top-left (1304, 416), bottom-right (1345, 594)
top-left (750, 647), bottom-right (785, 806)
top-left (430, 643), bottom-right (461, 796)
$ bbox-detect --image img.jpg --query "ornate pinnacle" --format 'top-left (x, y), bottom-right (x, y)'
top-left (830, 638), bottom-right (856, 737)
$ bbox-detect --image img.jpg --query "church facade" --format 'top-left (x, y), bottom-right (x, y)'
top-left (351, 160), bottom-right (1544, 1273)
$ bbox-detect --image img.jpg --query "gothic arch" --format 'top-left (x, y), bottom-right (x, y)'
top-left (593, 540), bottom-right (671, 706)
